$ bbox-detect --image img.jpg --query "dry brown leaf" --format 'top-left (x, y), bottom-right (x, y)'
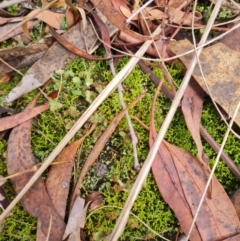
top-left (0, 104), bottom-right (48, 131)
top-left (45, 140), bottom-right (82, 219)
top-left (112, 0), bottom-right (132, 18)
top-left (182, 78), bottom-right (204, 161)
top-left (36, 125), bottom-right (96, 240)
top-left (152, 140), bottom-right (240, 240)
top-left (150, 82), bottom-right (240, 240)
top-left (231, 189), bottom-right (240, 220)
top-left (169, 39), bottom-right (240, 128)
top-left (119, 4), bottom-right (133, 19)
top-left (22, 10), bottom-right (66, 39)
top-left (7, 96), bottom-right (66, 240)
top-left (66, 8), bottom-right (76, 28)
top-left (85, 191), bottom-right (103, 210)
top-left (28, 9), bottom-right (66, 29)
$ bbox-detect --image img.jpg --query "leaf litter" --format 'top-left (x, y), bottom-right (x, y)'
top-left (150, 82), bottom-right (240, 240)
top-left (1, 0), bottom-right (240, 240)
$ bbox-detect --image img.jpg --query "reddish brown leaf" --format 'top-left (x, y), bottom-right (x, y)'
top-left (45, 140), bottom-right (81, 219)
top-left (87, 5), bottom-right (111, 57)
top-left (7, 97), bottom-right (65, 241)
top-left (48, 90), bottom-right (59, 99)
top-left (155, 141), bottom-right (240, 240)
top-left (119, 31), bottom-right (170, 59)
top-left (182, 78), bottom-right (205, 161)
top-left (112, 0), bottom-right (132, 19)
top-left (0, 104), bottom-right (48, 131)
top-left (231, 189), bottom-right (240, 220)
top-left (151, 141), bottom-right (202, 240)
top-left (85, 191), bottom-right (103, 210)
top-left (150, 85), bottom-right (240, 240)
top-left (90, 0), bottom-right (158, 41)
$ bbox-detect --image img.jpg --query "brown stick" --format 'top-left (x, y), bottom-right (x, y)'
top-left (138, 60), bottom-right (240, 180)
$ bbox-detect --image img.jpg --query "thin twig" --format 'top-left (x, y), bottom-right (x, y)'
top-left (0, 26), bottom-right (161, 222)
top-left (108, 0), bottom-right (223, 238)
top-left (110, 63), bottom-right (140, 170)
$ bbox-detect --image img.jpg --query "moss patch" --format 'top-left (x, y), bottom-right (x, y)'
top-left (0, 54), bottom-right (240, 240)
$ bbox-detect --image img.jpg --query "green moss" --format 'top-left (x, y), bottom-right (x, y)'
top-left (1, 53), bottom-right (240, 240)
top-left (6, 3), bottom-right (21, 16)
